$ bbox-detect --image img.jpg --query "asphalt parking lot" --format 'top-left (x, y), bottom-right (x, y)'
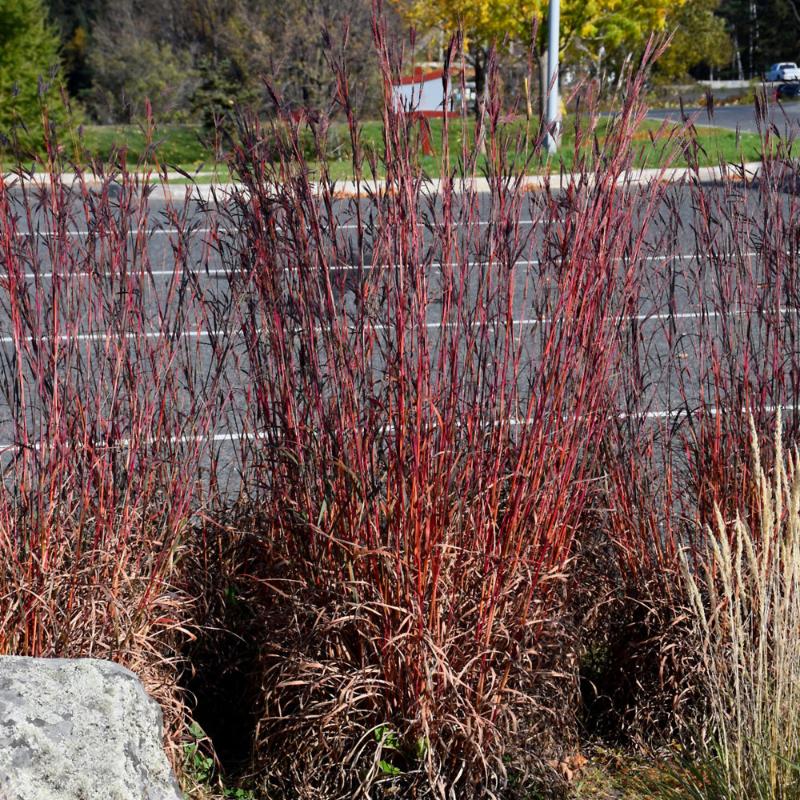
top-left (1, 176), bottom-right (798, 491)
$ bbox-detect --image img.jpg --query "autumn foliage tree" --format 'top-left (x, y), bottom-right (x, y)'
top-left (47, 0), bottom-right (398, 124)
top-left (391, 0), bottom-right (687, 111)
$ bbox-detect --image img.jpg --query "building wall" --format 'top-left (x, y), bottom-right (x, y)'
top-left (393, 79), bottom-right (446, 113)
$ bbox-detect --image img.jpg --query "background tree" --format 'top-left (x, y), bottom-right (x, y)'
top-left (568, 0), bottom-right (683, 76)
top-left (264, 0), bottom-right (393, 114)
top-left (390, 0), bottom-right (539, 110)
top-left (86, 0), bottom-right (199, 123)
top-left (75, 0), bottom-right (395, 124)
top-left (655, 0), bottom-right (732, 80)
top-left (718, 0), bottom-right (800, 78)
top-left (88, 36), bottom-right (197, 124)
top-left (0, 0), bottom-right (71, 148)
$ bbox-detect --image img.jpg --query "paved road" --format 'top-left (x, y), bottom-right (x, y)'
top-left (646, 100), bottom-right (800, 133)
top-left (1, 177), bottom-right (798, 495)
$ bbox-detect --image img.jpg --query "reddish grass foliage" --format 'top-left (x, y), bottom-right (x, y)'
top-left (201, 35), bottom-right (688, 796)
top-left (0, 121), bottom-right (227, 761)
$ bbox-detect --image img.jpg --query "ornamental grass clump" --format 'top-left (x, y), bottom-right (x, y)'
top-left (0, 111), bottom-right (229, 765)
top-left (680, 414), bottom-right (800, 799)
top-left (202, 31), bottom-right (684, 797)
top-left (8, 14), bottom-right (800, 798)
top-left (576, 95), bottom-right (800, 742)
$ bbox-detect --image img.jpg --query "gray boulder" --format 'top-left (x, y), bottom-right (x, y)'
top-left (0, 656), bottom-right (183, 800)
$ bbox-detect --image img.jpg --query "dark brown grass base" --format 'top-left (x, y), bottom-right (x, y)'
top-left (184, 518), bottom-right (583, 800)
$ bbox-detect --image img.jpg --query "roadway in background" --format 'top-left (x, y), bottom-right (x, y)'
top-left (645, 100), bottom-right (800, 133)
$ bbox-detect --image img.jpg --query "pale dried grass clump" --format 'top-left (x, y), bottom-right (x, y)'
top-left (681, 413), bottom-right (800, 799)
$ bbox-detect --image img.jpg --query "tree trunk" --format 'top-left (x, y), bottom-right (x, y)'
top-left (472, 45), bottom-right (486, 117)
top-left (748, 0), bottom-right (758, 78)
top-left (732, 33), bottom-right (745, 81)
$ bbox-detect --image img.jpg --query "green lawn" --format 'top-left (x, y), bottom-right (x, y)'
top-left (71, 116), bottom-right (764, 182)
top-left (322, 116), bottom-right (764, 180)
top-left (79, 123), bottom-right (213, 168)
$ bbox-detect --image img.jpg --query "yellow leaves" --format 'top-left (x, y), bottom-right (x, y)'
top-left (390, 0), bottom-right (541, 45)
top-left (391, 0), bottom-right (681, 55)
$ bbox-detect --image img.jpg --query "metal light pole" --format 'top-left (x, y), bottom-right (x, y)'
top-left (545, 0), bottom-right (561, 154)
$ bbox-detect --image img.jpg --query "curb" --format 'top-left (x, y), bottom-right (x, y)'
top-left (3, 162), bottom-right (765, 202)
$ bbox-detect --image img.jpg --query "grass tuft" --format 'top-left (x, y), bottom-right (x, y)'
top-left (677, 413), bottom-right (800, 799)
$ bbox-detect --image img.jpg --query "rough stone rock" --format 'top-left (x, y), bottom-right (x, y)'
top-left (0, 656), bottom-right (183, 800)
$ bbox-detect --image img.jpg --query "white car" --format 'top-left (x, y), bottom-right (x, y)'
top-left (766, 62), bottom-right (800, 81)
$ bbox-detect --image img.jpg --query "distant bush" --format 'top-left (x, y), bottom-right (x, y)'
top-left (88, 36), bottom-right (198, 124)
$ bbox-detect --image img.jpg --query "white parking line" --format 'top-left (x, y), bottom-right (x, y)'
top-left (335, 220), bottom-right (540, 229)
top-left (14, 227), bottom-right (223, 238)
top-left (0, 328), bottom-right (229, 345)
top-left (1, 402), bottom-right (797, 453)
top-left (21, 259), bottom-right (548, 279)
top-left (513, 402), bottom-right (800, 424)
top-left (0, 302), bottom-right (792, 345)
top-left (11, 251), bottom-right (756, 280)
top-left (12, 219), bottom-right (540, 239)
top-left (19, 268), bottom-right (233, 279)
top-left (384, 304), bottom-right (789, 330)
top-left (0, 429), bottom-right (268, 453)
